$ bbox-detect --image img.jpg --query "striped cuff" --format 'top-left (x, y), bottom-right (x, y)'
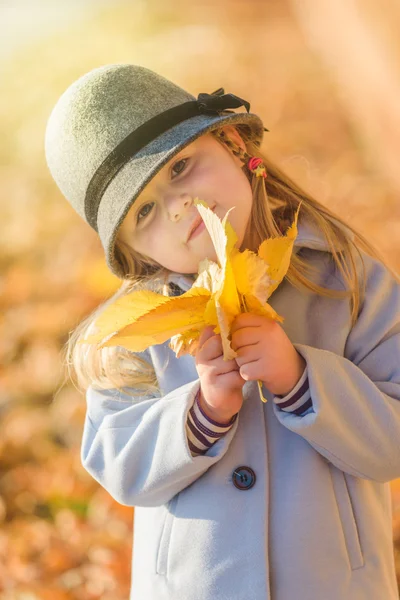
top-left (273, 365), bottom-right (313, 415)
top-left (186, 388), bottom-right (238, 457)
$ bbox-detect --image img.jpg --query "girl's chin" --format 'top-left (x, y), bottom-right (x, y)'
top-left (198, 246), bottom-right (218, 264)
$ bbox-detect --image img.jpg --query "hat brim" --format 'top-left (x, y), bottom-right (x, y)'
top-left (97, 110), bottom-right (265, 278)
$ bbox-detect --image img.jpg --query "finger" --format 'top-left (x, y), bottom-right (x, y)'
top-left (239, 358), bottom-right (262, 381)
top-left (217, 370), bottom-right (246, 387)
top-left (234, 344), bottom-right (260, 367)
top-left (231, 327), bottom-right (260, 351)
top-left (198, 335), bottom-right (223, 361)
top-left (231, 312), bottom-right (258, 333)
top-left (198, 325), bottom-right (216, 349)
top-left (214, 356), bottom-right (240, 374)
top-left (231, 312), bottom-right (270, 334)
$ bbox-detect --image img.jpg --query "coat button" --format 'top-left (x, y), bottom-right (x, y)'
top-left (232, 466), bottom-right (256, 490)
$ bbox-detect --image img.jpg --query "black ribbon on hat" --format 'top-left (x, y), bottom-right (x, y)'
top-left (197, 87), bottom-right (251, 115)
top-left (85, 88), bottom-right (269, 231)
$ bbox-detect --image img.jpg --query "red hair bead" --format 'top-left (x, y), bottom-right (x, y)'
top-left (247, 156), bottom-right (267, 178)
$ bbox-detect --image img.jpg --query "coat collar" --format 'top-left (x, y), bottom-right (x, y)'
top-left (167, 214), bottom-right (354, 293)
top-left (291, 213), bottom-right (353, 253)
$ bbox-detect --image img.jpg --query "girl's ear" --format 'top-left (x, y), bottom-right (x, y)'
top-left (219, 125), bottom-right (247, 152)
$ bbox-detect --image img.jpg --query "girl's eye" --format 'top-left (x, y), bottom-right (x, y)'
top-left (136, 158), bottom-right (188, 224)
top-left (136, 201), bottom-right (155, 223)
top-left (171, 157), bottom-right (188, 178)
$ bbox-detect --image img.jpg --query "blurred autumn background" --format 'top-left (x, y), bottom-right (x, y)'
top-left (1, 0), bottom-right (400, 597)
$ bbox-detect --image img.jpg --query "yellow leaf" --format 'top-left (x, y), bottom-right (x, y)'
top-left (193, 199), bottom-right (238, 268)
top-left (100, 287), bottom-right (211, 350)
top-left (169, 328), bottom-right (202, 357)
top-left (231, 247), bottom-right (273, 305)
top-left (192, 258), bottom-right (223, 295)
top-left (257, 203), bottom-right (302, 296)
top-left (242, 294), bottom-right (284, 322)
top-left (82, 286), bottom-right (210, 348)
top-left (194, 199), bottom-right (241, 358)
top-left (83, 289), bottom-right (172, 344)
top-left (216, 300), bottom-right (237, 360)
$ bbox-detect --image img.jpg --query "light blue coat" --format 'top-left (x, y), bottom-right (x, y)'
top-left (81, 216), bottom-right (400, 599)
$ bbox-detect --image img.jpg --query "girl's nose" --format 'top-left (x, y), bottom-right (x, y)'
top-left (167, 193), bottom-right (193, 222)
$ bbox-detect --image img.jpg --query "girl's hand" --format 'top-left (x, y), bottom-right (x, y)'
top-left (230, 312), bottom-right (307, 397)
top-left (195, 325), bottom-right (246, 424)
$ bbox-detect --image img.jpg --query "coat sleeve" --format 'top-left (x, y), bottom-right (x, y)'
top-left (186, 387), bottom-right (238, 456)
top-left (80, 357), bottom-right (239, 508)
top-left (272, 251), bottom-right (400, 483)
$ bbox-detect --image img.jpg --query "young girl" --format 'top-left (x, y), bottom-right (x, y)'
top-left (45, 63), bottom-right (400, 600)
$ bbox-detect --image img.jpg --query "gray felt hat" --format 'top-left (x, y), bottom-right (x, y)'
top-left (44, 63), bottom-right (267, 278)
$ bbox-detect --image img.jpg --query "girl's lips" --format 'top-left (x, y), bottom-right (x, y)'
top-left (189, 220), bottom-right (206, 240)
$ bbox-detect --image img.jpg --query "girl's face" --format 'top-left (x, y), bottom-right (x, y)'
top-left (117, 126), bottom-right (253, 274)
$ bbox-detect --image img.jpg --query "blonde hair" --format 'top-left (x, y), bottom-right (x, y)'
top-left (64, 124), bottom-right (400, 398)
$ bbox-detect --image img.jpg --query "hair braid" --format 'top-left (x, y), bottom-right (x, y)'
top-left (213, 129), bottom-right (251, 165)
top-left (211, 127), bottom-right (292, 237)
